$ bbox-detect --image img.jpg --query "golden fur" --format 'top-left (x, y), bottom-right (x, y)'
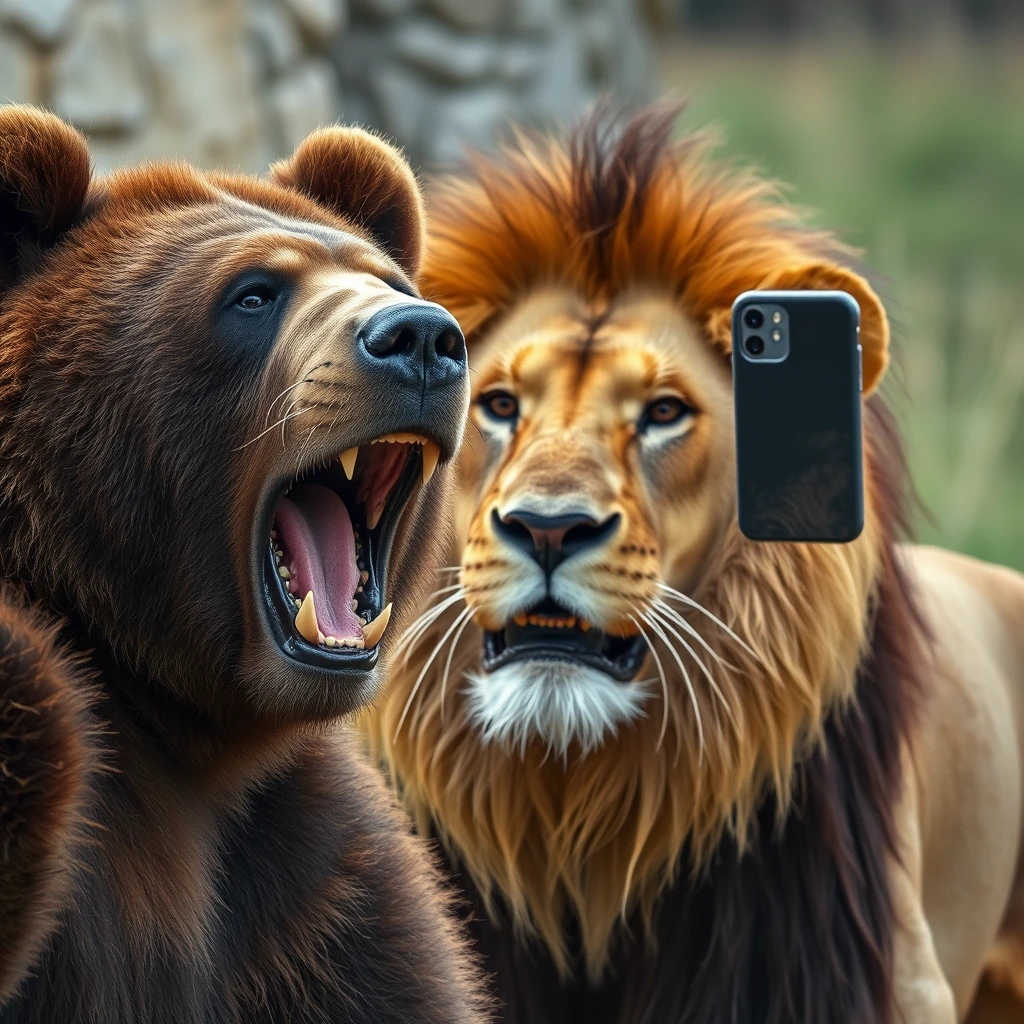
top-left (364, 110), bottom-right (888, 976)
top-left (364, 108), bottom-right (1024, 1022)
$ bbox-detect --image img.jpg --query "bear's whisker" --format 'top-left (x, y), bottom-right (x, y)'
top-left (235, 408), bottom-right (312, 451)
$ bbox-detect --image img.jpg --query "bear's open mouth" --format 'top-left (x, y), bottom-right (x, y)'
top-left (482, 599), bottom-right (647, 682)
top-left (260, 433), bottom-right (439, 670)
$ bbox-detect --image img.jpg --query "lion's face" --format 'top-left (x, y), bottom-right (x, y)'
top-left (0, 109), bottom-right (468, 727)
top-left (459, 289), bottom-right (735, 752)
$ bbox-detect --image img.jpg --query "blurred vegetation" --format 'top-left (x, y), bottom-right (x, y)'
top-left (659, 40), bottom-right (1024, 568)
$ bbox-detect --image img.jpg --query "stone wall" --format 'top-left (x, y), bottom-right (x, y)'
top-left (0, 0), bottom-right (653, 172)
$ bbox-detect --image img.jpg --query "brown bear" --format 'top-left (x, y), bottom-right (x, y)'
top-left (0, 106), bottom-right (486, 1023)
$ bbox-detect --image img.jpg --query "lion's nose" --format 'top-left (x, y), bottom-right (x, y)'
top-left (358, 302), bottom-right (466, 388)
top-left (494, 508), bottom-right (621, 574)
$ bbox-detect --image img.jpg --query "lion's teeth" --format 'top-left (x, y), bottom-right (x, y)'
top-left (421, 441), bottom-right (440, 484)
top-left (295, 591), bottom-right (320, 643)
top-left (339, 447), bottom-right (358, 480)
top-left (361, 602), bottom-right (392, 649)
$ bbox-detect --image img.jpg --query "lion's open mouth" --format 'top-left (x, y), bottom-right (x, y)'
top-left (260, 433), bottom-right (439, 669)
top-left (483, 599), bottom-right (647, 682)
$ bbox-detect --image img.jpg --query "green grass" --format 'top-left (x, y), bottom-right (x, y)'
top-left (659, 40), bottom-right (1024, 569)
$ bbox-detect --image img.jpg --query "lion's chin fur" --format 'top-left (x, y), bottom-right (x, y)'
top-left (464, 661), bottom-right (651, 759)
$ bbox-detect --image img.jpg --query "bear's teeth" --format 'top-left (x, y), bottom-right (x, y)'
top-left (361, 603), bottom-right (392, 649)
top-left (422, 441), bottom-right (440, 484)
top-left (295, 591), bottom-right (320, 644)
top-left (339, 447), bottom-right (358, 480)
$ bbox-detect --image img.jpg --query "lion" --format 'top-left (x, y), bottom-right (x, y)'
top-left (361, 106), bottom-right (1024, 1023)
top-left (0, 106), bottom-right (488, 1022)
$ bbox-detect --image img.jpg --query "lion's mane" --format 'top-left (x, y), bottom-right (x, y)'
top-left (365, 107), bottom-right (924, 1023)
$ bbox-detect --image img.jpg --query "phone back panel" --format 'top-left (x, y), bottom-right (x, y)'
top-left (732, 290), bottom-right (863, 542)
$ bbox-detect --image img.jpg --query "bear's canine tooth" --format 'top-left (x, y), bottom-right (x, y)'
top-left (339, 447), bottom-right (358, 480)
top-left (361, 603), bottom-right (392, 649)
top-left (421, 441), bottom-right (440, 484)
top-left (295, 591), bottom-right (319, 644)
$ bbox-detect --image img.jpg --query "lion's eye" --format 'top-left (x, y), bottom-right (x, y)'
top-left (480, 391), bottom-right (519, 422)
top-left (235, 287), bottom-right (276, 310)
top-left (642, 396), bottom-right (691, 429)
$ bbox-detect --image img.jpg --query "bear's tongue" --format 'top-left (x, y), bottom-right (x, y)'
top-left (274, 485), bottom-right (362, 640)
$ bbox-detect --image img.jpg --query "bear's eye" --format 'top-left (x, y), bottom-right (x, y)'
top-left (479, 391), bottom-right (518, 423)
top-left (640, 396), bottom-right (692, 430)
top-left (235, 286), bottom-right (277, 310)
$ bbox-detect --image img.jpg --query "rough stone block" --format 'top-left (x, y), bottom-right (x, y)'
top-left (52, 0), bottom-right (148, 132)
top-left (270, 58), bottom-right (340, 153)
top-left (0, 31), bottom-right (38, 104)
top-left (0, 0), bottom-right (76, 45)
top-left (282, 0), bottom-right (345, 44)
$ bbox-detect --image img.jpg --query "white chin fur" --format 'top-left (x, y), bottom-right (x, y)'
top-left (464, 660), bottom-right (650, 758)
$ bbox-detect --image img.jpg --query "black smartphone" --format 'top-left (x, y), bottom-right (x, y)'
top-left (732, 290), bottom-right (864, 543)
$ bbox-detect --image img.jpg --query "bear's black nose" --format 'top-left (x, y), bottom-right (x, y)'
top-left (358, 302), bottom-right (466, 388)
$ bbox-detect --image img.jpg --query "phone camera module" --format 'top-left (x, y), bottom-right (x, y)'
top-left (743, 307), bottom-right (765, 329)
top-left (745, 335), bottom-right (765, 356)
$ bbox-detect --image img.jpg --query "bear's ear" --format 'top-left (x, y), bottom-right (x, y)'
top-left (271, 127), bottom-right (424, 278)
top-left (706, 261), bottom-right (890, 396)
top-left (0, 106), bottom-right (92, 288)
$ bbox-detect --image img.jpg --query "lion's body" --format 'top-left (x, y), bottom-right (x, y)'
top-left (900, 546), bottom-right (1024, 1018)
top-left (363, 108), bottom-right (1024, 1022)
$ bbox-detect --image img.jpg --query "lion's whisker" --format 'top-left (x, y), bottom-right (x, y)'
top-left (395, 603), bottom-right (474, 741)
top-left (640, 609), bottom-right (705, 763)
top-left (649, 605), bottom-right (736, 733)
top-left (440, 605), bottom-right (475, 726)
top-left (656, 582), bottom-right (757, 658)
top-left (628, 612), bottom-right (677, 758)
top-left (393, 590), bottom-right (467, 666)
top-left (652, 597), bottom-right (737, 672)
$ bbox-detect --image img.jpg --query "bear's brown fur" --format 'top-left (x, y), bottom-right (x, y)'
top-left (0, 106), bottom-right (486, 1023)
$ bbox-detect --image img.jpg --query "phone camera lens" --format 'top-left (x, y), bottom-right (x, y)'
top-left (743, 307), bottom-right (765, 329)
top-left (745, 335), bottom-right (765, 356)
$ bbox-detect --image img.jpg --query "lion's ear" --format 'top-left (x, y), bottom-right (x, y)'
top-left (271, 127), bottom-right (424, 278)
top-left (706, 262), bottom-right (890, 396)
top-left (767, 263), bottom-right (890, 395)
top-left (0, 106), bottom-right (92, 289)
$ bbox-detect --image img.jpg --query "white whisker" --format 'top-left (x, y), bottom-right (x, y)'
top-left (394, 603), bottom-right (474, 740)
top-left (652, 597), bottom-right (736, 671)
top-left (392, 591), bottom-right (466, 665)
top-left (640, 609), bottom-right (704, 762)
top-left (234, 408), bottom-right (311, 451)
top-left (440, 606), bottom-right (475, 725)
top-left (657, 582), bottom-right (757, 657)
top-left (627, 613), bottom-right (675, 755)
top-left (264, 376), bottom-right (312, 425)
top-left (649, 605), bottom-right (736, 731)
